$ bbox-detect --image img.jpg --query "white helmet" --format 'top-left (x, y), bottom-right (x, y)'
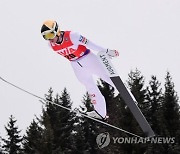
top-left (41, 20), bottom-right (60, 40)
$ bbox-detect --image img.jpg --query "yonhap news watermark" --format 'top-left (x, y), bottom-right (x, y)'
top-left (112, 136), bottom-right (175, 144)
top-left (96, 132), bottom-right (175, 149)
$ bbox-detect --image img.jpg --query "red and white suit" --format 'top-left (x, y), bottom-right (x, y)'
top-left (49, 31), bottom-right (116, 118)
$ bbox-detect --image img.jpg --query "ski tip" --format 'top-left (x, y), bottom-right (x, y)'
top-left (145, 131), bottom-right (155, 138)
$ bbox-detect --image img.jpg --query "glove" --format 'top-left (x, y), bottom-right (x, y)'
top-left (106, 49), bottom-right (119, 58)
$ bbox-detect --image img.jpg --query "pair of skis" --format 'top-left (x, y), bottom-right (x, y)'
top-left (0, 52), bottom-right (154, 137)
top-left (97, 51), bottom-right (155, 137)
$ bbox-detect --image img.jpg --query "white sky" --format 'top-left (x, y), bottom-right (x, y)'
top-left (0, 0), bottom-right (180, 138)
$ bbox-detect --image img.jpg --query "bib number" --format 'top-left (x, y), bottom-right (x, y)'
top-left (65, 54), bottom-right (76, 60)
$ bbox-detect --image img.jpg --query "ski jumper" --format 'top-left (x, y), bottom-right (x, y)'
top-left (49, 31), bottom-right (115, 118)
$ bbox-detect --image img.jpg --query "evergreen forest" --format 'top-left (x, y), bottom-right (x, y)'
top-left (1, 69), bottom-right (180, 154)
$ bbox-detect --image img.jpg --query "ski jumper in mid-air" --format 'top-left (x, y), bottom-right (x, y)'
top-left (41, 20), bottom-right (119, 120)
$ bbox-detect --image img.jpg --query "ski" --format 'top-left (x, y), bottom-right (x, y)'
top-left (97, 51), bottom-right (155, 137)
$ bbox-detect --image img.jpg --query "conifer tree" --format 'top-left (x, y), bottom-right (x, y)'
top-left (127, 69), bottom-right (149, 116)
top-left (160, 72), bottom-right (180, 153)
top-left (126, 69), bottom-right (149, 154)
top-left (69, 113), bottom-right (89, 154)
top-left (40, 88), bottom-right (76, 153)
top-left (23, 120), bottom-right (44, 154)
top-left (40, 88), bottom-right (55, 154)
top-left (2, 115), bottom-right (23, 154)
top-left (162, 72), bottom-right (180, 136)
top-left (146, 75), bottom-right (163, 133)
top-left (0, 137), bottom-right (5, 154)
top-left (126, 69), bottom-right (149, 135)
top-left (146, 76), bottom-right (165, 154)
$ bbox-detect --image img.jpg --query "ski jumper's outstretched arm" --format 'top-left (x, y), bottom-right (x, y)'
top-left (70, 32), bottom-right (119, 58)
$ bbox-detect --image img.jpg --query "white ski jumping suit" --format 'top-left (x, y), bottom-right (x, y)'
top-left (49, 31), bottom-right (118, 118)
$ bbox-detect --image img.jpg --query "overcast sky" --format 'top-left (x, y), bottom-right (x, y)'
top-left (0, 0), bottom-right (180, 138)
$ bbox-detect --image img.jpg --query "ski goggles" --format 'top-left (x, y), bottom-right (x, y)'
top-left (41, 22), bottom-right (59, 40)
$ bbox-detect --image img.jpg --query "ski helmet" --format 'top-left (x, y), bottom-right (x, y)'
top-left (41, 20), bottom-right (60, 40)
